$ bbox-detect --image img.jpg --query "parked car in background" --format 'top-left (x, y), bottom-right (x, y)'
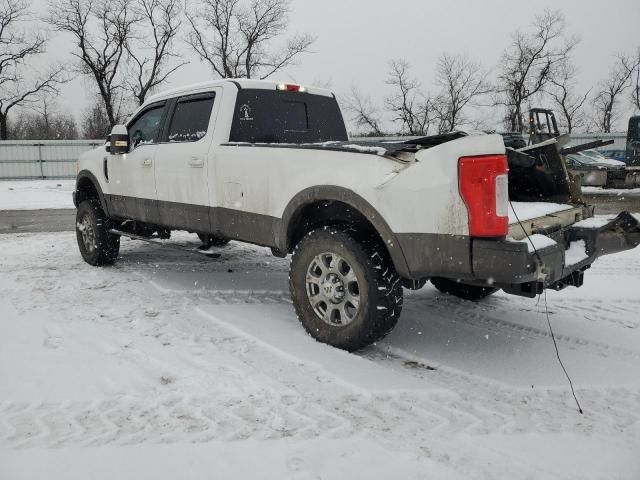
top-left (598, 148), bottom-right (627, 164)
top-left (627, 116), bottom-right (640, 167)
top-left (577, 149), bottom-right (626, 167)
top-left (565, 150), bottom-right (640, 189)
top-left (564, 152), bottom-right (611, 187)
top-left (565, 151), bottom-right (624, 169)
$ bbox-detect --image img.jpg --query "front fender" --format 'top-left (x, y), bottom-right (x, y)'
top-left (75, 170), bottom-right (110, 216)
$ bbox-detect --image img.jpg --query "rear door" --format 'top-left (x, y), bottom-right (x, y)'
top-left (108, 101), bottom-right (167, 222)
top-left (154, 91), bottom-right (218, 232)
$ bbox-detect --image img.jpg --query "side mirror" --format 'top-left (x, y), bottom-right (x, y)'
top-left (110, 125), bottom-right (129, 155)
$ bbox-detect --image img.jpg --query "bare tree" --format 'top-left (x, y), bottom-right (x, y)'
top-left (496, 9), bottom-right (577, 133)
top-left (592, 53), bottom-right (640, 133)
top-left (433, 53), bottom-right (491, 133)
top-left (10, 99), bottom-right (78, 139)
top-left (126, 0), bottom-right (186, 105)
top-left (48, 0), bottom-right (139, 127)
top-left (186, 0), bottom-right (315, 79)
top-left (547, 60), bottom-right (589, 133)
top-left (0, 0), bottom-right (65, 139)
top-left (343, 86), bottom-right (384, 136)
top-left (81, 100), bottom-right (111, 139)
top-left (385, 59), bottom-right (433, 136)
top-left (631, 47), bottom-right (640, 112)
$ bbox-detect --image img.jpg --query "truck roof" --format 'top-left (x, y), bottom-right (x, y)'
top-left (145, 78), bottom-right (334, 104)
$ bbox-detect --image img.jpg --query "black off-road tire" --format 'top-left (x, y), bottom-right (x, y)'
top-left (289, 226), bottom-right (403, 351)
top-left (197, 233), bottom-right (230, 247)
top-left (76, 199), bottom-right (120, 266)
top-left (431, 277), bottom-right (497, 301)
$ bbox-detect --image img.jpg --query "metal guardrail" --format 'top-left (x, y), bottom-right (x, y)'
top-left (0, 140), bottom-right (103, 180)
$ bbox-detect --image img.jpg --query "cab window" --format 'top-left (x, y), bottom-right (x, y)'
top-left (229, 89), bottom-right (347, 144)
top-left (167, 94), bottom-right (215, 143)
top-left (128, 104), bottom-right (165, 148)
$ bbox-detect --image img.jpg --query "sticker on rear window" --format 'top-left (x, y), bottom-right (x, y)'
top-left (239, 104), bottom-right (253, 121)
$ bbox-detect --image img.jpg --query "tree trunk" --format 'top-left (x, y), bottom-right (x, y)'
top-left (0, 114), bottom-right (8, 140)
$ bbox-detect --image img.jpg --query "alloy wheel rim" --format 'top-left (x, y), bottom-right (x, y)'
top-left (305, 252), bottom-right (361, 326)
top-left (79, 214), bottom-right (96, 253)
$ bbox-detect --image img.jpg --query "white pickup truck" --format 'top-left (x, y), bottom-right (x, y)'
top-left (74, 78), bottom-right (640, 351)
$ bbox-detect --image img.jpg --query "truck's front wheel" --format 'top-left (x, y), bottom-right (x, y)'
top-left (76, 200), bottom-right (120, 266)
top-left (289, 227), bottom-right (403, 351)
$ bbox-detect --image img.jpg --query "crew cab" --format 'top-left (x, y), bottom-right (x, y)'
top-left (73, 79), bottom-right (640, 351)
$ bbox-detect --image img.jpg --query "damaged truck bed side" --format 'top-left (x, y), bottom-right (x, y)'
top-left (487, 137), bottom-right (640, 297)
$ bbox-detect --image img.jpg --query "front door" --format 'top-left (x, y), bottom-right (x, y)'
top-left (154, 92), bottom-right (217, 232)
top-left (108, 102), bottom-right (167, 222)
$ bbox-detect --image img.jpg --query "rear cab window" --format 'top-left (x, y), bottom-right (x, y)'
top-left (229, 89), bottom-right (347, 144)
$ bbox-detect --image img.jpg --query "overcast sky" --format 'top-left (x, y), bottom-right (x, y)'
top-left (32, 0), bottom-right (640, 132)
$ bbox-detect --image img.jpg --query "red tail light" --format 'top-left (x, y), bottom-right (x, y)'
top-left (458, 155), bottom-right (509, 237)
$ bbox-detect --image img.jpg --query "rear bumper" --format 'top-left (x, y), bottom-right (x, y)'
top-left (473, 212), bottom-right (640, 297)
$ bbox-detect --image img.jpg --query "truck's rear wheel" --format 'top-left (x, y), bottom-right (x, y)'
top-left (197, 233), bottom-right (229, 247)
top-left (289, 227), bottom-right (403, 351)
top-left (431, 277), bottom-right (497, 301)
top-left (76, 200), bottom-right (120, 266)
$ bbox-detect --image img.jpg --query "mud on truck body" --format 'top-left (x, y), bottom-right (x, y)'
top-left (73, 79), bottom-right (640, 351)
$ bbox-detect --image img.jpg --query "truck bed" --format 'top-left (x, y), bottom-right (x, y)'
top-left (222, 132), bottom-right (466, 158)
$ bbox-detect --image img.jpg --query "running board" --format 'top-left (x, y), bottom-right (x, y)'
top-left (108, 229), bottom-right (222, 258)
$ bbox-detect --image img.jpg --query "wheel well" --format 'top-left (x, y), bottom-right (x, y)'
top-left (76, 177), bottom-right (100, 204)
top-left (287, 200), bottom-right (388, 255)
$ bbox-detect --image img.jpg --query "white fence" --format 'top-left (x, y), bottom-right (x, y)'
top-left (566, 133), bottom-right (627, 150)
top-left (0, 140), bottom-right (103, 180)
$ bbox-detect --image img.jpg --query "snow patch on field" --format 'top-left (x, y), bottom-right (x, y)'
top-left (0, 180), bottom-right (75, 210)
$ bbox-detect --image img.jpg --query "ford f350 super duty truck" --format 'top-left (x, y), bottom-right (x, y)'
top-left (73, 79), bottom-right (640, 351)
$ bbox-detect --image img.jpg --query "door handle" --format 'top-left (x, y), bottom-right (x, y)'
top-left (189, 156), bottom-right (204, 167)
top-left (142, 157), bottom-right (153, 167)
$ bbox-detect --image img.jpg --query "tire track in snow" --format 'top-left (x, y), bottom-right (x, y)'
top-left (2, 384), bottom-right (638, 450)
top-left (403, 296), bottom-right (640, 359)
top-left (364, 346), bottom-right (640, 433)
top-left (4, 303), bottom-right (638, 451)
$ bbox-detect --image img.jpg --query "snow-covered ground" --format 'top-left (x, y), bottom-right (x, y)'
top-left (0, 180), bottom-right (75, 210)
top-left (1, 231), bottom-right (639, 479)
